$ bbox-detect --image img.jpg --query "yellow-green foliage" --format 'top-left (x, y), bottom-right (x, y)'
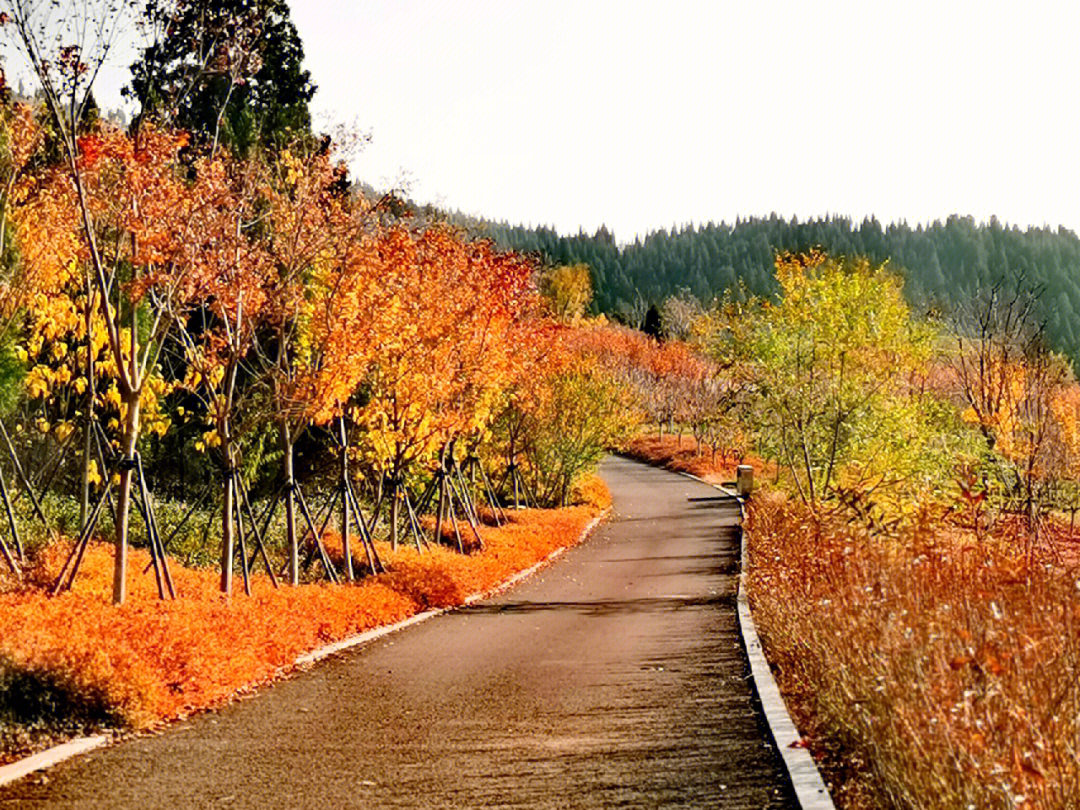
top-left (539, 263), bottom-right (592, 322)
top-left (747, 250), bottom-right (969, 515)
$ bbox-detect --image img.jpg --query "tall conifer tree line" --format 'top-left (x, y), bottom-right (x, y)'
top-left (482, 215), bottom-right (1080, 365)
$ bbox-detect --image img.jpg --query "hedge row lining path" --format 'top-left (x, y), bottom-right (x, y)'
top-left (0, 456), bottom-right (796, 808)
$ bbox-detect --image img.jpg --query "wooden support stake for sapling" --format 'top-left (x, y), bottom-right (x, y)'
top-left (402, 487), bottom-right (426, 553)
top-left (236, 476), bottom-right (279, 587)
top-left (231, 473), bottom-right (251, 596)
top-left (495, 465), bottom-right (509, 503)
top-left (337, 418), bottom-right (354, 581)
top-left (132, 459), bottom-right (166, 597)
top-left (415, 474), bottom-right (437, 516)
top-left (197, 503), bottom-right (215, 564)
top-left (465, 456), bottom-right (503, 526)
top-left (158, 486), bottom-right (211, 554)
top-left (453, 462), bottom-right (478, 525)
top-left (512, 465), bottom-right (528, 508)
top-left (443, 477), bottom-right (465, 554)
top-left (457, 462), bottom-right (485, 532)
top-left (344, 479), bottom-right (381, 574)
top-left (369, 475), bottom-right (385, 535)
top-left (52, 481), bottom-right (110, 594)
top-left (136, 452), bottom-right (175, 599)
top-left (294, 483), bottom-right (339, 583)
top-left (516, 465), bottom-right (540, 509)
top-left (343, 480), bottom-right (375, 571)
top-left (133, 459), bottom-right (167, 600)
top-left (433, 474), bottom-right (447, 546)
top-left (302, 486), bottom-right (341, 572)
top-left (0, 420), bottom-right (65, 557)
top-left (255, 482), bottom-right (283, 543)
top-left (0, 427), bottom-right (18, 574)
top-left (92, 421), bottom-right (120, 527)
top-left (254, 483), bottom-right (294, 580)
top-left (0, 418), bottom-right (48, 526)
top-left (410, 492), bottom-right (429, 549)
top-left (479, 460), bottom-right (506, 524)
top-left (0, 466), bottom-right (24, 566)
top-left (449, 470), bottom-right (484, 550)
top-left (500, 461), bottom-right (525, 509)
top-left (0, 517), bottom-right (18, 576)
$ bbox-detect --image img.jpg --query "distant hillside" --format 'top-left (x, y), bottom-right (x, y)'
top-left (476, 214), bottom-right (1080, 363)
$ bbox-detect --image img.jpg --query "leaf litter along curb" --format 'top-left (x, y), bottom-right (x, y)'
top-left (0, 481), bottom-right (611, 766)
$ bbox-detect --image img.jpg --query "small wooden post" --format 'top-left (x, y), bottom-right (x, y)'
top-left (736, 465), bottom-right (754, 498)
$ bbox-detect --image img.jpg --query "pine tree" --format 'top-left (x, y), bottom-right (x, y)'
top-left (127, 0), bottom-right (315, 154)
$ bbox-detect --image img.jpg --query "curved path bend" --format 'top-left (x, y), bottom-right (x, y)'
top-left (0, 456), bottom-right (797, 808)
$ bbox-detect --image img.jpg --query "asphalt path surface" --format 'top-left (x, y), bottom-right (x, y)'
top-left (1, 456), bottom-right (797, 808)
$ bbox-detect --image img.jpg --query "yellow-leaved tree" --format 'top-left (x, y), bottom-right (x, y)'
top-left (752, 251), bottom-right (944, 514)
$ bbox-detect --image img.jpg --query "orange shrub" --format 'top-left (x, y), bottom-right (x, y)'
top-left (0, 493), bottom-right (606, 737)
top-left (573, 472), bottom-right (614, 511)
top-left (623, 433), bottom-right (772, 485)
top-left (380, 506), bottom-right (597, 608)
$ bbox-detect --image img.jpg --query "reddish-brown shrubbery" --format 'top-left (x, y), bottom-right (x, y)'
top-left (747, 491), bottom-right (1080, 810)
top-left (0, 489), bottom-right (606, 739)
top-left (623, 433), bottom-right (772, 485)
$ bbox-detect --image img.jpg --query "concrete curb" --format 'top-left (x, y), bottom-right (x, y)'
top-left (0, 507), bottom-right (612, 788)
top-left (677, 470), bottom-right (835, 810)
top-left (0, 736), bottom-right (109, 788)
top-left (294, 608), bottom-right (446, 665)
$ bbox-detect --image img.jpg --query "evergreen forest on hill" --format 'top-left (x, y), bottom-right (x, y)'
top-left (480, 214), bottom-right (1080, 363)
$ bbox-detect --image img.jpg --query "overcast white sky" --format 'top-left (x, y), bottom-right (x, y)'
top-left (39, 0), bottom-right (1080, 243)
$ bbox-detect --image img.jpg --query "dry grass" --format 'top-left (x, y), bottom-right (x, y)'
top-left (0, 478), bottom-right (608, 761)
top-left (747, 490), bottom-right (1080, 810)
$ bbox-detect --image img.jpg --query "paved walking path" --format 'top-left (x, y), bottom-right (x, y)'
top-left (0, 456), bottom-right (797, 808)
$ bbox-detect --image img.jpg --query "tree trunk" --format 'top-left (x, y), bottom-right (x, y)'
top-left (281, 421), bottom-right (298, 585)
top-left (79, 291), bottom-right (96, 527)
top-left (508, 435), bottom-right (521, 510)
top-left (389, 478), bottom-right (400, 551)
top-left (434, 476), bottom-right (446, 545)
top-left (339, 419), bottom-right (354, 581)
top-left (112, 391), bottom-right (141, 606)
top-left (220, 471), bottom-right (234, 595)
top-left (80, 417), bottom-right (92, 527)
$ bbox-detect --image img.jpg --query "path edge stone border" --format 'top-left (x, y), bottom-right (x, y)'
top-left (0, 736), bottom-right (110, 789)
top-left (677, 470), bottom-right (835, 810)
top-left (0, 507), bottom-right (612, 789)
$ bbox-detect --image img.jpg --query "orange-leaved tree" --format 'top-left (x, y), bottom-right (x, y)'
top-left (352, 227), bottom-right (536, 549)
top-left (254, 143), bottom-right (375, 583)
top-left (23, 120), bottom-right (230, 602)
top-left (164, 153), bottom-right (280, 595)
